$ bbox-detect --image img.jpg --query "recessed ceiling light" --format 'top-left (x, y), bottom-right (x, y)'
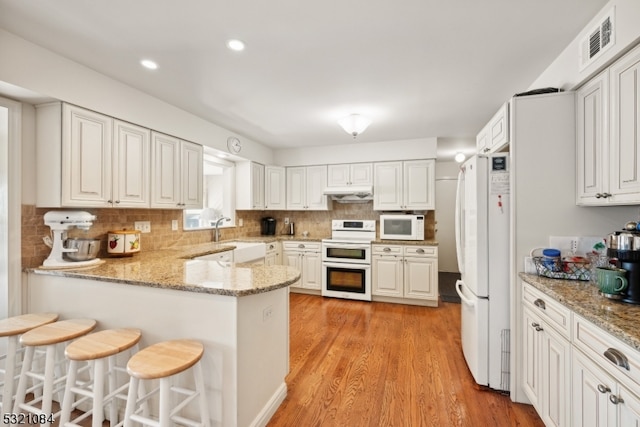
top-left (226, 39), bottom-right (245, 52)
top-left (140, 59), bottom-right (158, 70)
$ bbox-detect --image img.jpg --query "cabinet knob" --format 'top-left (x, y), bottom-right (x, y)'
top-left (603, 192), bottom-right (612, 198)
top-left (595, 193), bottom-right (603, 199)
top-left (597, 384), bottom-right (611, 394)
top-left (115, 200), bottom-right (120, 204)
top-left (609, 394), bottom-right (624, 405)
top-left (107, 199), bottom-right (113, 204)
top-left (531, 322), bottom-right (543, 332)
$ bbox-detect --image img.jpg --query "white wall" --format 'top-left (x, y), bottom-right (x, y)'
top-left (274, 137), bottom-right (437, 166)
top-left (0, 29), bottom-right (274, 165)
top-left (529, 0), bottom-right (640, 90)
top-left (435, 161), bottom-right (460, 272)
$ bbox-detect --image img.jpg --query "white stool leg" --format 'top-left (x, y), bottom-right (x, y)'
top-left (59, 359), bottom-right (79, 427)
top-left (108, 355), bottom-right (118, 427)
top-left (1, 335), bottom-right (18, 419)
top-left (123, 377), bottom-right (138, 427)
top-left (158, 377), bottom-right (171, 427)
top-left (193, 361), bottom-right (210, 427)
top-left (41, 344), bottom-right (57, 427)
top-left (92, 358), bottom-right (105, 427)
top-left (12, 346), bottom-right (34, 414)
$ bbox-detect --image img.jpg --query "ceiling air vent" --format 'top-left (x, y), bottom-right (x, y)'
top-left (579, 7), bottom-right (615, 71)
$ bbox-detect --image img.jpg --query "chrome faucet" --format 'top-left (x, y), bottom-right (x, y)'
top-left (214, 217), bottom-right (230, 242)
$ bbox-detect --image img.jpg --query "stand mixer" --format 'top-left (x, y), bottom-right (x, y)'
top-left (42, 211), bottom-right (101, 268)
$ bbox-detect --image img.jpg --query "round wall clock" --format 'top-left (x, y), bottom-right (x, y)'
top-left (227, 136), bottom-right (242, 154)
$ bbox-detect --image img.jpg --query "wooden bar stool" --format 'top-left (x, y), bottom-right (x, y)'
top-left (123, 339), bottom-right (210, 427)
top-left (0, 313), bottom-right (58, 418)
top-left (59, 328), bottom-right (142, 427)
top-left (12, 318), bottom-right (97, 427)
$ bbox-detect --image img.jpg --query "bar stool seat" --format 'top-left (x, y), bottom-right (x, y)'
top-left (59, 328), bottom-right (142, 427)
top-left (13, 318), bottom-right (97, 427)
top-left (0, 313), bottom-right (58, 418)
top-left (124, 339), bottom-right (210, 427)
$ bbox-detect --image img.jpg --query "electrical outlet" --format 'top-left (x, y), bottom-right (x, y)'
top-left (171, 220), bottom-right (178, 231)
top-left (263, 306), bottom-right (273, 322)
top-left (134, 221), bottom-right (151, 233)
top-left (284, 218), bottom-right (290, 225)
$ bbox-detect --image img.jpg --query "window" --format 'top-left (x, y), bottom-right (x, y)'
top-left (183, 149), bottom-right (235, 230)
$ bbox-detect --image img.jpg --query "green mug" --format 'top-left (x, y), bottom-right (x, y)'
top-left (596, 267), bottom-right (628, 295)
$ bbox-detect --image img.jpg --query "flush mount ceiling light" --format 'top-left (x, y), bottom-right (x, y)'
top-left (338, 114), bottom-right (372, 138)
top-left (140, 59), bottom-right (158, 70)
top-left (455, 152), bottom-right (466, 163)
top-left (226, 39), bottom-right (246, 52)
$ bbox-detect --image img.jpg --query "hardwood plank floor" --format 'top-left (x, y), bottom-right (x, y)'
top-left (268, 294), bottom-right (543, 427)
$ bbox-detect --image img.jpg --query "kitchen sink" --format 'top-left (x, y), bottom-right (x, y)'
top-left (228, 241), bottom-right (266, 263)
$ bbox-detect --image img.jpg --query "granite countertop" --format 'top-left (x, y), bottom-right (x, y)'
top-left (372, 239), bottom-right (438, 246)
top-left (520, 273), bottom-right (640, 352)
top-left (26, 240), bottom-right (301, 297)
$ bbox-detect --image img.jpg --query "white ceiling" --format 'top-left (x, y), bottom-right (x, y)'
top-left (0, 0), bottom-right (609, 156)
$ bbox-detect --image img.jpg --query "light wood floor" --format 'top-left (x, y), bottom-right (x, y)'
top-left (268, 294), bottom-right (544, 427)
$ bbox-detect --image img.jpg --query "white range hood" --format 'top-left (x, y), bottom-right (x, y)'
top-left (323, 185), bottom-right (373, 203)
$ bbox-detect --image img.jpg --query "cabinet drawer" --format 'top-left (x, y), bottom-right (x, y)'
top-left (372, 245), bottom-right (403, 255)
top-left (282, 241), bottom-right (320, 252)
top-left (522, 283), bottom-right (572, 339)
top-left (573, 314), bottom-right (640, 389)
top-left (403, 246), bottom-right (437, 257)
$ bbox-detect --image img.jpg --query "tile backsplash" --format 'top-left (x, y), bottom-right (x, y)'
top-left (22, 203), bottom-right (435, 268)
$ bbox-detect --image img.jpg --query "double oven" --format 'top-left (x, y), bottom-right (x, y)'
top-left (321, 220), bottom-right (375, 301)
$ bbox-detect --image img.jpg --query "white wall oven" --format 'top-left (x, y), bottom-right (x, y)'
top-left (322, 220), bottom-right (375, 301)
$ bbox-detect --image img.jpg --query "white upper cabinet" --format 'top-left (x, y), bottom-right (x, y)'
top-left (264, 165), bottom-right (286, 210)
top-left (477, 102), bottom-right (510, 155)
top-left (327, 163), bottom-right (373, 187)
top-left (236, 161), bottom-right (265, 210)
top-left (113, 120), bottom-right (151, 208)
top-left (150, 132), bottom-right (203, 209)
top-left (374, 160), bottom-right (435, 211)
top-left (286, 165), bottom-right (331, 210)
top-left (576, 43), bottom-right (640, 205)
top-left (36, 103), bottom-right (151, 208)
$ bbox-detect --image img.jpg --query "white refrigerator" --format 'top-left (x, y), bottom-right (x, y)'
top-left (455, 153), bottom-right (510, 392)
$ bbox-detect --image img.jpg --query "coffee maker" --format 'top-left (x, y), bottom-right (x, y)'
top-left (261, 217), bottom-right (276, 235)
top-left (607, 228), bottom-right (640, 304)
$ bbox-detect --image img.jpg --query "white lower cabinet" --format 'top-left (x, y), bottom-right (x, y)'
top-left (372, 244), bottom-right (438, 306)
top-left (283, 241), bottom-right (321, 291)
top-left (265, 242), bottom-right (281, 266)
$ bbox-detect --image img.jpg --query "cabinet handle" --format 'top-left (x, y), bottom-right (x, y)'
top-left (416, 248), bottom-right (425, 254)
top-left (597, 384), bottom-right (611, 394)
top-left (603, 193), bottom-right (612, 198)
top-left (609, 394), bottom-right (624, 405)
top-left (107, 199), bottom-right (113, 204)
top-left (383, 247), bottom-right (391, 252)
top-left (298, 244), bottom-right (305, 249)
top-left (595, 193), bottom-right (603, 199)
top-left (115, 200), bottom-right (120, 204)
top-left (533, 299), bottom-right (546, 310)
top-left (604, 348), bottom-right (630, 370)
top-left (531, 322), bottom-right (543, 332)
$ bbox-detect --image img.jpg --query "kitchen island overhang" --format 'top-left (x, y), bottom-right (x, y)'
top-left (24, 249), bottom-right (300, 427)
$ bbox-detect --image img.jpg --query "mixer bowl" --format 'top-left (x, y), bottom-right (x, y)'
top-left (64, 238), bottom-right (100, 261)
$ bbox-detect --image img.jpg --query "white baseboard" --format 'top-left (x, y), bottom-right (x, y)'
top-left (249, 382), bottom-right (287, 427)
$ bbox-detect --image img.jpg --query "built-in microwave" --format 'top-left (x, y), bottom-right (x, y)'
top-left (379, 214), bottom-right (425, 241)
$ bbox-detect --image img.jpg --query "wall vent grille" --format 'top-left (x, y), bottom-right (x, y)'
top-left (579, 7), bottom-right (615, 71)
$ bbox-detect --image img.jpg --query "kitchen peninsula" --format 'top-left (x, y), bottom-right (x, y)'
top-left (24, 243), bottom-right (301, 427)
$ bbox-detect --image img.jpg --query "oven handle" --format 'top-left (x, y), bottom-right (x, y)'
top-left (322, 261), bottom-right (371, 270)
top-left (323, 244), bottom-right (372, 251)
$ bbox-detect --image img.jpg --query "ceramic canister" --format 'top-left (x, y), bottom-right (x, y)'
top-left (107, 230), bottom-right (141, 256)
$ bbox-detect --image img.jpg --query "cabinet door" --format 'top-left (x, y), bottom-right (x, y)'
top-left (62, 104), bottom-right (113, 206)
top-left (572, 349), bottom-right (613, 427)
top-left (618, 385), bottom-right (640, 427)
top-left (540, 323), bottom-right (571, 427)
top-left (374, 162), bottom-right (403, 211)
top-left (251, 162), bottom-right (265, 209)
top-left (350, 163), bottom-right (373, 186)
top-left (283, 251), bottom-right (302, 287)
top-left (476, 126), bottom-right (489, 154)
top-left (181, 141), bottom-right (203, 209)
top-left (403, 159), bottom-right (435, 210)
top-left (610, 44), bottom-right (640, 203)
top-left (302, 251), bottom-right (322, 290)
top-left (403, 256), bottom-right (437, 300)
top-left (113, 120), bottom-right (150, 208)
top-left (151, 132), bottom-right (181, 208)
top-left (488, 102), bottom-right (509, 152)
top-left (265, 166), bottom-right (286, 210)
top-left (286, 167), bottom-right (306, 210)
top-left (327, 164), bottom-right (350, 187)
top-left (372, 255), bottom-right (403, 297)
top-left (576, 71), bottom-right (608, 205)
top-left (522, 306), bottom-right (542, 410)
top-left (305, 165), bottom-right (329, 210)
